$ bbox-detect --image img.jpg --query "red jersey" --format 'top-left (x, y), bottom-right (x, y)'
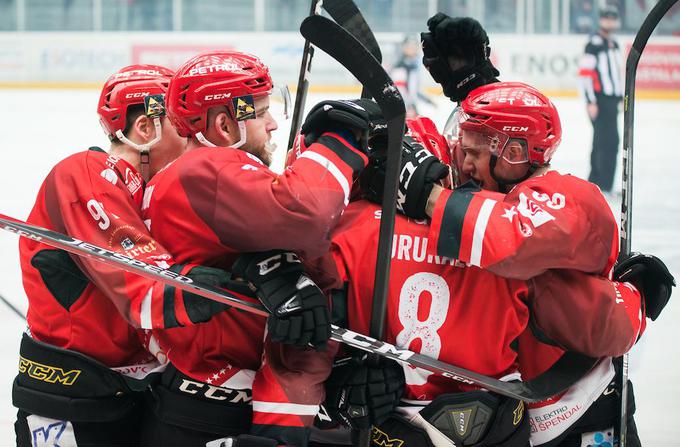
top-left (427, 170), bottom-right (643, 444)
top-left (428, 171), bottom-right (619, 280)
top-left (142, 134), bottom-right (367, 442)
top-left (310, 200), bottom-right (640, 398)
top-left (19, 148), bottom-right (179, 372)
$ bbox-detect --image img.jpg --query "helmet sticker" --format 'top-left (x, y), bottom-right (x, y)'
top-left (233, 95), bottom-right (256, 121)
top-left (144, 94), bottom-right (166, 118)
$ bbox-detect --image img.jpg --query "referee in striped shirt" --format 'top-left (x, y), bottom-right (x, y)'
top-left (578, 5), bottom-right (623, 195)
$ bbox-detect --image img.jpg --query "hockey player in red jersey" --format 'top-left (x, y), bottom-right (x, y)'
top-left (370, 79), bottom-right (674, 445)
top-left (14, 65), bottom-right (246, 446)
top-left (140, 50), bottom-right (380, 446)
top-left (297, 116), bottom-right (646, 447)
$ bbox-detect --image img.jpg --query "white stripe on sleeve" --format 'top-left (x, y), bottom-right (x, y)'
top-left (252, 401), bottom-right (321, 416)
top-left (469, 199), bottom-right (497, 267)
top-left (140, 287), bottom-right (153, 329)
top-left (299, 151), bottom-right (350, 205)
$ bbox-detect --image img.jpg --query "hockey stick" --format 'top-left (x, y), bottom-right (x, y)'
top-left (322, 0), bottom-right (382, 100)
top-left (287, 0), bottom-right (322, 151)
top-left (0, 291), bottom-right (25, 321)
top-left (287, 0), bottom-right (381, 150)
top-left (618, 1), bottom-right (678, 445)
top-left (0, 213), bottom-right (596, 402)
top-left (299, 15), bottom-right (395, 445)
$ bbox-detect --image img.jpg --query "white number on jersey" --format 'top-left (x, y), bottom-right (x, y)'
top-left (86, 199), bottom-right (110, 230)
top-left (395, 272), bottom-right (450, 386)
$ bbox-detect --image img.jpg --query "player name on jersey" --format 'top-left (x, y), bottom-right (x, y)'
top-left (391, 233), bottom-right (466, 267)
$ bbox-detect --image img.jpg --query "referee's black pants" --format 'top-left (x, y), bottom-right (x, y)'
top-left (588, 96), bottom-right (621, 193)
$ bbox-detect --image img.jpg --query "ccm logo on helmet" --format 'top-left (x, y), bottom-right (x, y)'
top-left (502, 126), bottom-right (529, 132)
top-left (204, 93), bottom-right (232, 101)
top-left (125, 92), bottom-right (150, 99)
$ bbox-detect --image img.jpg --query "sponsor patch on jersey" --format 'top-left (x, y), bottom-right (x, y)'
top-left (233, 95), bottom-right (256, 121)
top-left (144, 94), bottom-right (165, 117)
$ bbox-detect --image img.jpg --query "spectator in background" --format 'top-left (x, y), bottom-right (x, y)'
top-left (572, 0), bottom-right (597, 34)
top-left (390, 35), bottom-right (435, 118)
top-left (578, 5), bottom-right (623, 197)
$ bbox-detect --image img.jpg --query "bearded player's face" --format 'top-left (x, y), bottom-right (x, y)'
top-left (242, 96), bottom-right (278, 167)
top-left (460, 130), bottom-right (499, 191)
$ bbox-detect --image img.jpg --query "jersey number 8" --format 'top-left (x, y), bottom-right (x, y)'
top-left (396, 272), bottom-right (450, 386)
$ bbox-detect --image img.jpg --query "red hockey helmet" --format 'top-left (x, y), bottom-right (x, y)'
top-left (459, 82), bottom-right (562, 166)
top-left (166, 50), bottom-right (274, 142)
top-left (97, 64), bottom-right (174, 141)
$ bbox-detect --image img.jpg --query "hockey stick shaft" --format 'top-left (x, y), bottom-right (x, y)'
top-left (618, 1), bottom-right (678, 444)
top-left (287, 0), bottom-right (321, 151)
top-left (300, 15), bottom-right (396, 446)
top-left (0, 212), bottom-right (571, 402)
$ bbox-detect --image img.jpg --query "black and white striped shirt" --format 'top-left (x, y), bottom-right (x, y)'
top-left (578, 32), bottom-right (623, 103)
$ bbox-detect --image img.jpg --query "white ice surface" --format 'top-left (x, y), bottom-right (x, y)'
top-left (0, 90), bottom-right (678, 444)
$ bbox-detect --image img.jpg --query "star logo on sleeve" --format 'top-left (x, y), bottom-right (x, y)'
top-left (502, 206), bottom-right (518, 222)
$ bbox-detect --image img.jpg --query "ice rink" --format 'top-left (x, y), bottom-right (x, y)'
top-left (0, 89), bottom-right (678, 445)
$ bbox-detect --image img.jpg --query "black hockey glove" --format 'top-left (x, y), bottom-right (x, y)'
top-left (219, 434), bottom-right (277, 447)
top-left (232, 250), bottom-right (331, 350)
top-left (300, 99), bottom-right (383, 152)
top-left (364, 136), bottom-right (449, 220)
top-left (614, 252), bottom-right (675, 321)
top-left (421, 14), bottom-right (500, 102)
top-left (324, 354), bottom-right (405, 429)
top-left (181, 265), bottom-right (234, 324)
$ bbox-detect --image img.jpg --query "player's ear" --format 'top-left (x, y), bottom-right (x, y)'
top-left (133, 115), bottom-right (153, 142)
top-left (212, 109), bottom-right (235, 144)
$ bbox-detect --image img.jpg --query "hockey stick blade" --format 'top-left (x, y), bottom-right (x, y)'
top-left (0, 212), bottom-right (595, 401)
top-left (301, 15), bottom-right (400, 119)
top-left (322, 0), bottom-right (381, 63)
top-left (322, 0), bottom-right (382, 99)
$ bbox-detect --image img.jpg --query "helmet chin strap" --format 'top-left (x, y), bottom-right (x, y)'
top-left (195, 121), bottom-right (247, 149)
top-left (489, 155), bottom-right (536, 192)
top-left (114, 116), bottom-right (163, 182)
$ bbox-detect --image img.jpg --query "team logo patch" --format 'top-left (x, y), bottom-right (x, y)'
top-left (233, 95), bottom-right (256, 121)
top-left (120, 237), bottom-right (135, 250)
top-left (517, 192), bottom-right (555, 228)
top-left (144, 94), bottom-right (165, 117)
